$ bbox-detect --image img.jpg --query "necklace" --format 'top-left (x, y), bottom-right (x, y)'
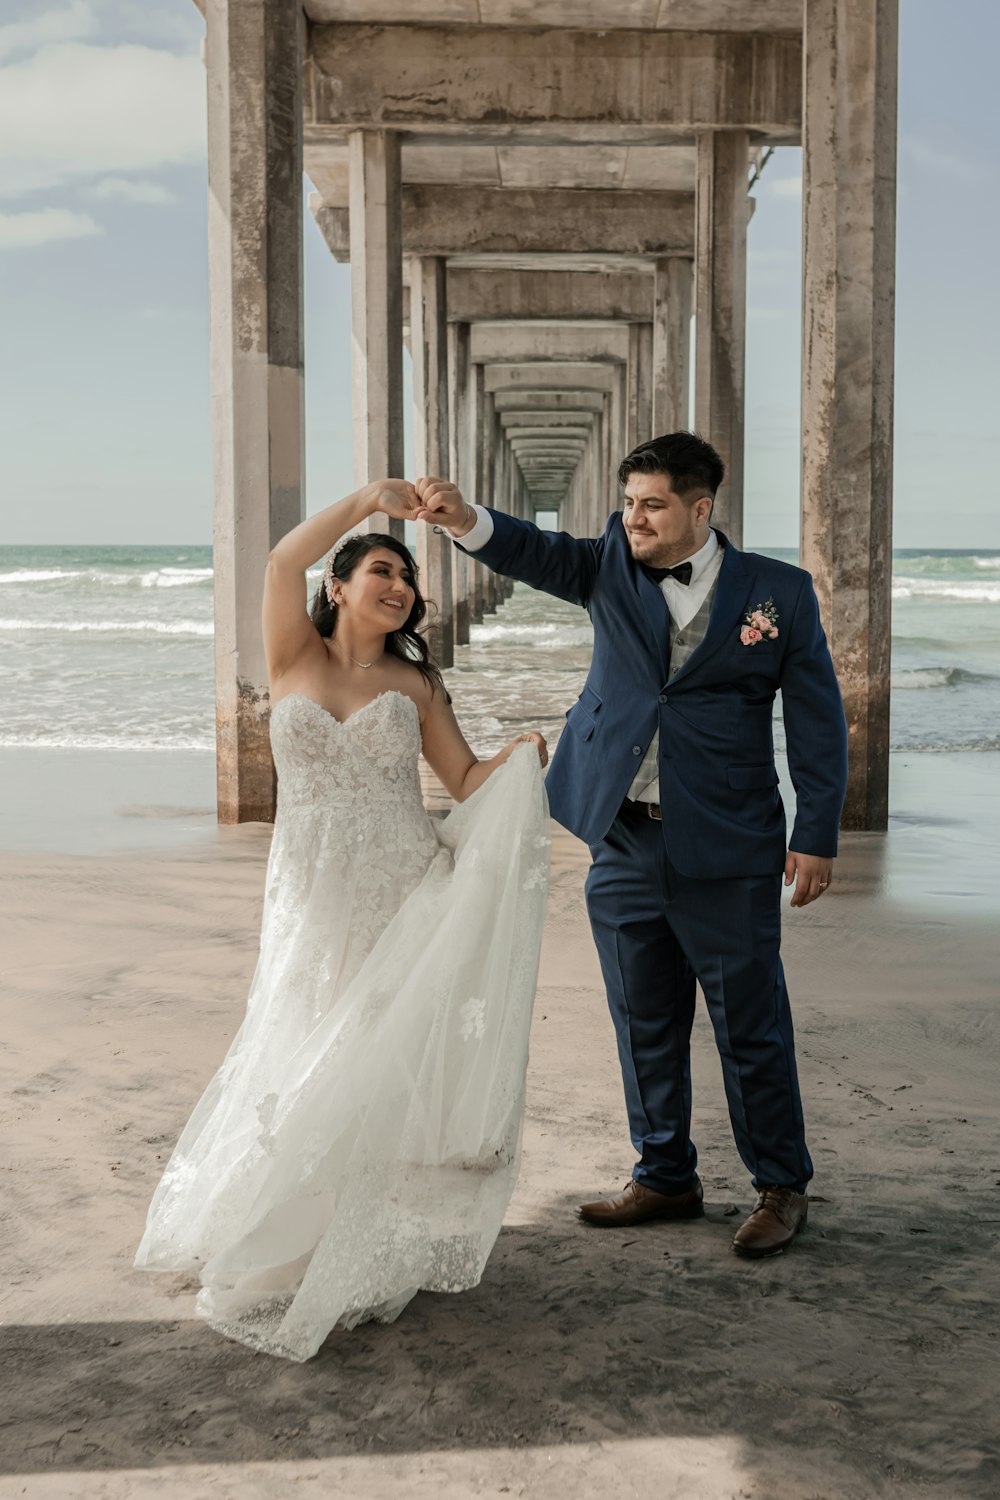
top-left (352, 657), bottom-right (374, 670)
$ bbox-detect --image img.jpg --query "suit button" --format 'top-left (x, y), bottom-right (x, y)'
top-left (632, 745), bottom-right (642, 756)
top-left (658, 694), bottom-right (668, 704)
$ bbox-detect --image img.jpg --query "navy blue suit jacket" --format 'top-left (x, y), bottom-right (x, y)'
top-left (467, 510), bottom-right (848, 879)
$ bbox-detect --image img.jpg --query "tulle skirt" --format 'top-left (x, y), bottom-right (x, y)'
top-left (135, 744), bottom-right (550, 1361)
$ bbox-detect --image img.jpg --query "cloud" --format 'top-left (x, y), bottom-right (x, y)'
top-left (766, 176), bottom-right (802, 200)
top-left (0, 39), bottom-right (205, 198)
top-left (0, 1), bottom-right (96, 61)
top-left (902, 137), bottom-right (976, 183)
top-left (0, 207), bottom-right (103, 249)
top-left (87, 176), bottom-right (177, 204)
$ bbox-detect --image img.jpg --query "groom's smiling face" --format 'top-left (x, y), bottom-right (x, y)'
top-left (623, 471), bottom-right (714, 567)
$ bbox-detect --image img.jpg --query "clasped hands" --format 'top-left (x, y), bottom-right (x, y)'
top-left (366, 477), bottom-right (474, 534)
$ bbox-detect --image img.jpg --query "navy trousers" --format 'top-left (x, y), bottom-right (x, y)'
top-left (585, 802), bottom-right (812, 1195)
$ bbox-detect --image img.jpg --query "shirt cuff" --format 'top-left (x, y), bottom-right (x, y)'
top-left (443, 505), bottom-right (494, 553)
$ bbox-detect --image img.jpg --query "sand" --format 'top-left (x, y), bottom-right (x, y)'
top-left (1, 750), bottom-right (998, 1499)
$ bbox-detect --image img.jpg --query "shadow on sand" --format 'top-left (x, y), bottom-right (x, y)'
top-left (2, 1194), bottom-right (997, 1496)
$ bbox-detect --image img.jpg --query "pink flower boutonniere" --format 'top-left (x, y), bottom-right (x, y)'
top-left (740, 597), bottom-right (779, 646)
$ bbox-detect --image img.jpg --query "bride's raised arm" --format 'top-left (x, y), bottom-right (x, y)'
top-left (262, 480), bottom-right (419, 683)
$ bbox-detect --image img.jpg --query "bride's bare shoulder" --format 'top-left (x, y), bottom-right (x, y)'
top-left (388, 662), bottom-right (438, 721)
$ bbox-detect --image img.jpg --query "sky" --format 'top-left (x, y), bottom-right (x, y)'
top-left (0, 0), bottom-right (997, 550)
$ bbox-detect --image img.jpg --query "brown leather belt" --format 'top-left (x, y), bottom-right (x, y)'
top-left (623, 797), bottom-right (661, 822)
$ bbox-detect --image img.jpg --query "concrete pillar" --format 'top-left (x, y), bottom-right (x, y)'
top-left (694, 129), bottom-right (749, 544)
top-left (610, 366), bottom-right (626, 471)
top-left (801, 0), bottom-right (898, 832)
top-left (653, 255), bottom-right (693, 433)
top-left (637, 322), bottom-right (653, 445)
top-left (206, 0), bottom-right (303, 825)
top-left (469, 362), bottom-right (487, 624)
top-left (627, 324), bottom-right (641, 451)
top-left (410, 255), bottom-right (454, 666)
top-left (349, 129), bottom-right (404, 538)
top-left (448, 320), bottom-right (472, 645)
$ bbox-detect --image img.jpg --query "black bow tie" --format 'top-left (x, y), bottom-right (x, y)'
top-left (642, 560), bottom-right (693, 586)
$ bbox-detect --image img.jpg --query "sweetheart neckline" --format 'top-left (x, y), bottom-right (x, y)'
top-left (272, 689), bottom-right (418, 729)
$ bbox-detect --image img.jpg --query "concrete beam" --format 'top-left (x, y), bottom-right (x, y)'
top-left (304, 141), bottom-right (701, 202)
top-left (445, 268), bottom-right (654, 323)
top-left (484, 363), bottom-right (619, 394)
top-left (310, 188), bottom-right (695, 260)
top-left (801, 0), bottom-right (898, 832)
top-left (309, 26), bottom-right (802, 141)
top-left (470, 322), bottom-right (630, 366)
top-left (304, 4), bottom-right (803, 36)
top-left (494, 390), bottom-right (605, 414)
top-left (207, 0), bottom-right (304, 825)
top-left (502, 424), bottom-right (594, 439)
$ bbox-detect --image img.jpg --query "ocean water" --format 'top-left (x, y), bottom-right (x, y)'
top-left (1, 543), bottom-right (998, 759)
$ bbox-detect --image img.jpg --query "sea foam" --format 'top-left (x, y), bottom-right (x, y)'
top-left (0, 618), bottom-right (214, 636)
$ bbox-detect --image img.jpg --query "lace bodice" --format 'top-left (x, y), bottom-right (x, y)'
top-left (266, 690), bottom-right (439, 996)
top-left (270, 690), bottom-right (425, 816)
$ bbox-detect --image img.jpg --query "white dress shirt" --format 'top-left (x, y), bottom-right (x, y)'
top-left (450, 504), bottom-right (496, 553)
top-left (450, 507), bottom-right (724, 805)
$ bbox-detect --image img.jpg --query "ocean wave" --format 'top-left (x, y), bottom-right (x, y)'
top-left (972, 556), bottom-right (1000, 570)
top-left (0, 618), bottom-right (213, 637)
top-left (0, 733), bottom-right (214, 752)
top-left (0, 566), bottom-right (215, 590)
top-left (0, 568), bottom-right (85, 584)
top-left (892, 577), bottom-right (1000, 603)
top-left (891, 739), bottom-right (1000, 754)
top-left (470, 621), bottom-right (593, 646)
top-left (891, 666), bottom-right (992, 690)
top-left (140, 567), bottom-right (214, 588)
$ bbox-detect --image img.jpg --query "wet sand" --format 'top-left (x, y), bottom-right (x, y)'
top-left (1, 751), bottom-right (998, 1498)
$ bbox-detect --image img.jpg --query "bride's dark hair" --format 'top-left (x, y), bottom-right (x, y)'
top-left (309, 531), bottom-right (447, 697)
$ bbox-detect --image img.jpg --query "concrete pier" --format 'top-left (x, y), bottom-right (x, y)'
top-left (199, 3), bottom-right (898, 830)
top-left (206, 0), bottom-right (304, 825)
top-left (801, 0), bottom-right (898, 831)
top-left (694, 130), bottom-right (750, 545)
top-left (348, 128), bottom-right (404, 538)
top-left (410, 256), bottom-right (454, 666)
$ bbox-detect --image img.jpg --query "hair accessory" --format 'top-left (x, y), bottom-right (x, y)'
top-left (323, 532), bottom-right (359, 603)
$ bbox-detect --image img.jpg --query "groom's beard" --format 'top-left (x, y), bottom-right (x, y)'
top-left (626, 526), bottom-right (700, 569)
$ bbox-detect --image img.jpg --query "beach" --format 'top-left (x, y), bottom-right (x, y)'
top-left (2, 552), bottom-right (999, 1497)
top-left (1, 739), bottom-right (998, 1499)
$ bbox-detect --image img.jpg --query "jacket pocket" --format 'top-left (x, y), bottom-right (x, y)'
top-left (565, 704), bottom-right (596, 741)
top-left (727, 764), bottom-right (779, 790)
top-left (565, 684), bottom-right (601, 741)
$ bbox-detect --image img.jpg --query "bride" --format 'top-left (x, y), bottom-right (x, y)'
top-left (135, 478), bottom-right (550, 1362)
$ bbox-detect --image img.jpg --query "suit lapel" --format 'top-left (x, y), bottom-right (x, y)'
top-left (633, 560), bottom-right (671, 681)
top-left (667, 532), bottom-right (757, 688)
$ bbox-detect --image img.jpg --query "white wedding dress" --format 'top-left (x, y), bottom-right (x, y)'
top-left (135, 690), bottom-right (550, 1362)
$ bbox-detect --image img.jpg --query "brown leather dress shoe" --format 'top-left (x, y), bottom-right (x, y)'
top-left (731, 1187), bottom-right (808, 1257)
top-left (578, 1177), bottom-right (704, 1227)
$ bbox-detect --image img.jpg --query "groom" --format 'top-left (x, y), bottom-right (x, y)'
top-left (415, 433), bottom-right (848, 1257)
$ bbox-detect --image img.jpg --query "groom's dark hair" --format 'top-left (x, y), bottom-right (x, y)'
top-left (618, 432), bottom-right (724, 502)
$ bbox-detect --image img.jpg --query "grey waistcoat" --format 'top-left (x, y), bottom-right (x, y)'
top-left (628, 576), bottom-right (720, 802)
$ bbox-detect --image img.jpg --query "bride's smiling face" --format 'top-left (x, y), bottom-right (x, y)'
top-left (335, 548), bottom-right (417, 631)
